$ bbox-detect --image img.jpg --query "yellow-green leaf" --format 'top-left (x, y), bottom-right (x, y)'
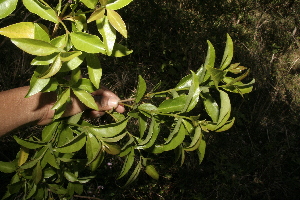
top-left (39, 54), bottom-right (62, 79)
top-left (87, 7), bottom-right (105, 23)
top-left (145, 165), bottom-right (159, 180)
top-left (70, 32), bottom-right (106, 54)
top-left (0, 0), bottom-right (18, 19)
top-left (23, 0), bottom-right (59, 23)
top-left (97, 16), bottom-right (116, 56)
top-left (106, 9), bottom-right (127, 38)
top-left (72, 88), bottom-right (98, 110)
top-left (106, 0), bottom-right (133, 10)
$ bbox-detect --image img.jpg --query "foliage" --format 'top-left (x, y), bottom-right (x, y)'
top-left (0, 0), bottom-right (254, 199)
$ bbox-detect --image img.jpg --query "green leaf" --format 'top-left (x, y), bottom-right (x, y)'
top-left (0, 22), bottom-right (35, 38)
top-left (72, 78), bottom-right (97, 93)
top-left (106, 0), bottom-right (133, 10)
top-left (163, 119), bottom-right (187, 151)
top-left (52, 88), bottom-right (70, 110)
top-left (55, 133), bottom-right (86, 153)
top-left (135, 75), bottom-right (146, 103)
top-left (103, 142), bottom-right (121, 155)
top-left (11, 38), bottom-right (59, 56)
top-left (157, 95), bottom-right (187, 113)
top-left (137, 118), bottom-right (160, 149)
top-left (72, 88), bottom-right (98, 110)
top-left (227, 63), bottom-right (247, 74)
top-left (23, 0), bottom-right (59, 23)
top-left (182, 71), bottom-right (200, 112)
top-left (51, 34), bottom-right (69, 49)
top-left (44, 149), bottom-right (59, 169)
top-left (86, 133), bottom-right (102, 171)
top-left (42, 121), bottom-right (60, 142)
top-left (202, 88), bottom-right (219, 123)
top-left (48, 184), bottom-right (68, 195)
top-left (123, 159), bottom-right (141, 187)
top-left (64, 171), bottom-right (78, 182)
top-left (106, 9), bottom-right (127, 38)
top-left (70, 32), bottom-right (106, 54)
top-left (60, 51), bottom-right (82, 61)
top-left (26, 183), bottom-right (37, 199)
top-left (60, 52), bottom-right (86, 72)
top-left (204, 40), bottom-right (216, 68)
top-left (86, 54), bottom-right (102, 89)
top-left (205, 65), bottom-right (226, 88)
top-left (26, 66), bottom-right (51, 97)
top-left (215, 117), bottom-right (235, 132)
top-left (145, 165), bottom-right (159, 180)
top-left (220, 34), bottom-right (233, 70)
top-left (31, 53), bottom-right (58, 65)
top-left (197, 139), bottom-right (206, 164)
top-left (0, 161), bottom-right (17, 173)
top-left (96, 16), bottom-right (116, 56)
top-left (13, 136), bottom-right (46, 149)
top-left (138, 114), bottom-right (147, 138)
top-left (87, 7), bottom-right (105, 23)
top-left (184, 126), bottom-right (202, 151)
top-left (19, 157), bottom-right (40, 169)
top-left (222, 78), bottom-right (255, 94)
top-left (39, 54), bottom-right (62, 79)
top-left (0, 0), bottom-right (18, 19)
top-left (86, 117), bottom-right (129, 138)
top-left (216, 90), bottom-right (231, 128)
top-left (32, 161), bottom-right (42, 184)
top-left (138, 103), bottom-right (158, 118)
top-left (34, 23), bottom-right (50, 42)
top-left (118, 148), bottom-right (134, 179)
top-left (111, 43), bottom-right (133, 57)
top-left (80, 0), bottom-right (98, 9)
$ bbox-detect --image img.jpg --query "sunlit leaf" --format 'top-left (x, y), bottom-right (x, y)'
top-left (182, 71), bottom-right (200, 112)
top-left (106, 0), bottom-right (133, 10)
top-left (138, 103), bottom-right (158, 118)
top-left (39, 54), bottom-right (62, 79)
top-left (111, 43), bottom-right (133, 57)
top-left (205, 65), bottom-right (226, 88)
top-left (204, 40), bottom-right (216, 68)
top-left (60, 52), bottom-right (86, 72)
top-left (145, 165), bottom-right (159, 180)
top-left (70, 32), bottom-right (106, 54)
top-left (18, 147), bottom-right (30, 166)
top-left (197, 139), bottom-right (206, 164)
top-left (64, 171), bottom-right (78, 182)
top-left (52, 88), bottom-right (70, 110)
top-left (163, 118), bottom-right (187, 152)
top-left (80, 0), bottom-right (98, 9)
top-left (34, 23), bottom-right (50, 42)
top-left (222, 78), bottom-right (255, 94)
top-left (88, 7), bottom-right (105, 23)
top-left (227, 63), bottom-right (247, 74)
top-left (103, 142), bottom-right (121, 155)
top-left (215, 117), bottom-right (235, 132)
top-left (106, 9), bottom-right (127, 38)
top-left (31, 53), bottom-right (58, 65)
top-left (0, 0), bottom-right (18, 19)
top-left (11, 38), bottom-right (59, 56)
top-left (72, 78), bottom-right (97, 93)
top-left (97, 16), bottom-right (116, 56)
top-left (184, 126), bottom-right (202, 151)
top-left (138, 114), bottom-right (147, 138)
top-left (220, 34), bottom-right (233, 70)
top-left (86, 54), bottom-right (102, 89)
top-left (72, 88), bottom-right (98, 110)
top-left (26, 66), bottom-right (51, 97)
top-left (60, 51), bottom-right (82, 61)
top-left (217, 90), bottom-right (231, 128)
top-left (0, 22), bottom-right (35, 38)
top-left (135, 75), bottom-right (146, 103)
top-left (23, 0), bottom-right (59, 23)
top-left (42, 121), bottom-right (60, 142)
top-left (202, 88), bottom-right (219, 123)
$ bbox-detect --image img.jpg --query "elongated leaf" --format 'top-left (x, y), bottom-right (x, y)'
top-left (52, 88), bottom-right (70, 110)
top-left (70, 32), bottom-right (106, 54)
top-left (118, 148), bottom-right (134, 179)
top-left (43, 149), bottom-right (59, 169)
top-left (51, 34), bottom-right (69, 49)
top-left (39, 54), bottom-right (62, 79)
top-left (34, 23), bottom-right (50, 42)
top-left (42, 121), bottom-right (60, 142)
top-left (0, 0), bottom-right (18, 19)
top-left (157, 95), bottom-right (187, 113)
top-left (31, 53), bottom-right (58, 65)
top-left (87, 7), bottom-right (105, 23)
top-left (55, 133), bottom-right (86, 153)
top-left (215, 117), bottom-right (235, 132)
top-left (202, 88), bottom-right (219, 123)
top-left (32, 161), bottom-right (42, 184)
top-left (145, 165), bottom-right (159, 180)
top-left (97, 16), bottom-right (116, 56)
top-left (18, 147), bottom-right (29, 166)
top-left (11, 38), bottom-right (59, 56)
top-left (106, 9), bottom-right (127, 38)
top-left (217, 90), bottom-right (231, 127)
top-left (220, 34), bottom-right (233, 70)
top-left (86, 54), bottom-right (102, 89)
top-left (184, 126), bottom-right (202, 151)
top-left (72, 88), bottom-right (98, 110)
top-left (197, 139), bottom-right (206, 164)
top-left (0, 161), bottom-right (17, 173)
top-left (60, 51), bottom-right (82, 61)
top-left (204, 40), bottom-right (216, 68)
top-left (164, 118), bottom-right (183, 144)
top-left (26, 183), bottom-right (37, 199)
top-left (72, 78), bottom-right (97, 93)
top-left (20, 157), bottom-right (40, 169)
top-left (111, 43), bottom-right (133, 57)
top-left (101, 131), bottom-right (126, 142)
top-left (86, 117), bottom-right (129, 138)
top-left (205, 65), bottom-right (226, 88)
top-left (60, 52), bottom-right (86, 72)
top-left (23, 0), bottom-right (59, 23)
top-left (80, 0), bottom-right (98, 9)
top-left (13, 136), bottom-right (46, 149)
top-left (103, 143), bottom-right (121, 155)
top-left (26, 66), bottom-right (51, 97)
top-left (135, 75), bottom-right (146, 103)
top-left (183, 71), bottom-right (201, 112)
top-left (64, 171), bottom-right (78, 182)
top-left (123, 159), bottom-right (141, 187)
top-left (0, 22), bottom-right (35, 38)
top-left (138, 114), bottom-right (147, 138)
top-left (86, 133), bottom-right (101, 164)
top-left (163, 122), bottom-right (186, 151)
top-left (137, 118), bottom-right (160, 149)
top-left (106, 0), bottom-right (133, 10)
top-left (222, 78), bottom-right (255, 94)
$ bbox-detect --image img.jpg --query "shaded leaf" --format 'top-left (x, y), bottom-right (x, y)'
top-left (0, 161), bottom-right (17, 173)
top-left (145, 165), bottom-right (159, 180)
top-left (137, 118), bottom-right (160, 149)
top-left (26, 66), bottom-right (51, 97)
top-left (184, 126), bottom-right (202, 151)
top-left (18, 147), bottom-right (30, 166)
top-left (86, 54), bottom-right (102, 89)
top-left (118, 148), bottom-right (134, 179)
top-left (60, 51), bottom-right (82, 61)
top-left (135, 75), bottom-right (146, 103)
top-left (123, 159), bottom-right (141, 187)
top-left (64, 171), bottom-right (78, 182)
top-left (157, 95), bottom-right (187, 113)
top-left (205, 65), bottom-right (226, 88)
top-left (32, 161), bottom-right (42, 184)
top-left (197, 139), bottom-right (206, 164)
top-left (217, 90), bottom-right (231, 128)
top-left (13, 136), bottom-right (46, 149)
top-left (55, 133), bottom-right (86, 153)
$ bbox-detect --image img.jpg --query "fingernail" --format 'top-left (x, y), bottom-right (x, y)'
top-left (107, 97), bottom-right (119, 108)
